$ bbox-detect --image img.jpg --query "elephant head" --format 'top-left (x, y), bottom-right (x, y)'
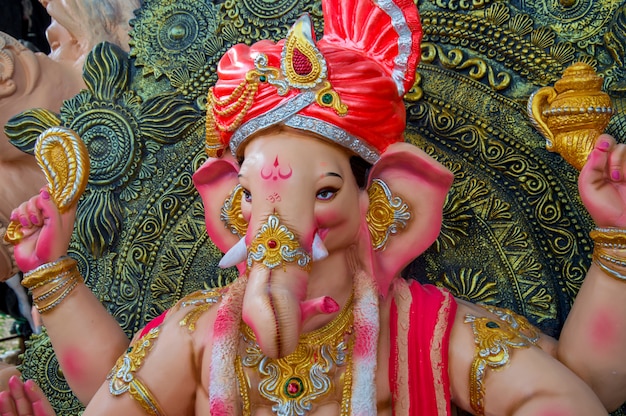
top-left (192, 2), bottom-right (452, 359)
top-left (193, 125), bottom-right (452, 358)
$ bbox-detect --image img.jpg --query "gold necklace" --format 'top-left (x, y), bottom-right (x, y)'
top-left (236, 295), bottom-right (354, 415)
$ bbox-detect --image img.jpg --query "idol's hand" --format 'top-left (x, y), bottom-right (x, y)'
top-left (579, 134), bottom-right (626, 228)
top-left (8, 189), bottom-right (76, 273)
top-left (0, 376), bottom-right (56, 416)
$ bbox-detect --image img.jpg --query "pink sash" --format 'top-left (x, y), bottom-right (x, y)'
top-left (390, 281), bottom-right (457, 415)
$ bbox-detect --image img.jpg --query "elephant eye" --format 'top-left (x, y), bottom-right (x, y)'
top-left (242, 189), bottom-right (252, 203)
top-left (316, 187), bottom-right (338, 201)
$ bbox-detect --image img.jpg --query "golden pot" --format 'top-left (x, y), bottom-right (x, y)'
top-left (528, 62), bottom-right (614, 171)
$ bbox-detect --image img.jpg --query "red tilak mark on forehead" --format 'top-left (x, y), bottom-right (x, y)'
top-left (261, 156), bottom-right (293, 181)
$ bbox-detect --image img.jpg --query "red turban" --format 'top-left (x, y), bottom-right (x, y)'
top-left (206, 0), bottom-right (422, 164)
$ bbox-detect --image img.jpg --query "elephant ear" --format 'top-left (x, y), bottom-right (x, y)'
top-left (192, 153), bottom-right (242, 261)
top-left (366, 142), bottom-right (453, 295)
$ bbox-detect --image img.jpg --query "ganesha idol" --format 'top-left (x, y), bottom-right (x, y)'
top-left (3, 0), bottom-right (626, 415)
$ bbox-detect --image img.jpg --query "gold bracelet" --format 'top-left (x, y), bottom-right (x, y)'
top-left (32, 272), bottom-right (73, 302)
top-left (596, 253), bottom-right (626, 268)
top-left (594, 260), bottom-right (626, 282)
top-left (26, 258), bottom-right (84, 314)
top-left (36, 278), bottom-right (81, 314)
top-left (592, 246), bottom-right (626, 282)
top-left (590, 227), bottom-right (626, 248)
top-left (22, 257), bottom-right (78, 289)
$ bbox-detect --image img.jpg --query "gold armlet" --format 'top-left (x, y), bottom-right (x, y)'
top-left (108, 327), bottom-right (164, 416)
top-left (23, 257), bottom-right (83, 314)
top-left (129, 377), bottom-right (166, 416)
top-left (176, 289), bottom-right (222, 332)
top-left (465, 306), bottom-right (540, 416)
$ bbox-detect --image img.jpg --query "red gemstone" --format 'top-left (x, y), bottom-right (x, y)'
top-left (268, 239), bottom-right (278, 249)
top-left (287, 382), bottom-right (299, 394)
top-left (292, 48), bottom-right (313, 76)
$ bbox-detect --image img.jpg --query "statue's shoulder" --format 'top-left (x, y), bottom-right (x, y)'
top-left (130, 288), bottom-right (225, 344)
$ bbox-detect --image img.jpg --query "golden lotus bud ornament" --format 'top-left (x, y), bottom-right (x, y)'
top-left (528, 62), bottom-right (614, 171)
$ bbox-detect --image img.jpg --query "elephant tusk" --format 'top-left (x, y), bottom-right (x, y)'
top-left (312, 232), bottom-right (328, 261)
top-left (219, 237), bottom-right (247, 268)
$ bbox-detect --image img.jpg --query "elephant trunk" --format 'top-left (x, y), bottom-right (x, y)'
top-left (242, 264), bottom-right (305, 359)
top-left (238, 214), bottom-right (335, 358)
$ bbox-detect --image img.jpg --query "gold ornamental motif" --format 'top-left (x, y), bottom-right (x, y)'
top-left (528, 62), bottom-right (614, 171)
top-left (465, 305), bottom-right (540, 415)
top-left (220, 185), bottom-right (249, 237)
top-left (205, 70), bottom-right (262, 157)
top-left (282, 15), bottom-right (326, 89)
top-left (247, 214), bottom-right (312, 271)
top-left (108, 327), bottom-right (165, 416)
top-left (366, 179), bottom-right (411, 251)
top-left (4, 127), bottom-right (90, 245)
top-left (237, 294), bottom-right (354, 415)
top-left (177, 290), bottom-right (222, 332)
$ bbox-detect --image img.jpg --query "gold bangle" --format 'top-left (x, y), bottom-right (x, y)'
top-left (590, 227), bottom-right (626, 247)
top-left (32, 272), bottom-right (73, 302)
top-left (22, 257), bottom-right (78, 289)
top-left (597, 253), bottom-right (626, 268)
top-left (28, 260), bottom-right (84, 315)
top-left (594, 259), bottom-right (626, 282)
top-left (34, 272), bottom-right (83, 314)
top-left (35, 278), bottom-right (81, 314)
top-left (592, 246), bottom-right (626, 282)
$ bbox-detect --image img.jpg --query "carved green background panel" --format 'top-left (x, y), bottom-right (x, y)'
top-left (4, 0), bottom-right (625, 414)
top-left (404, 0), bottom-right (626, 336)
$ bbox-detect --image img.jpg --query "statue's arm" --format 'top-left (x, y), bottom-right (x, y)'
top-left (447, 300), bottom-right (608, 415)
top-left (557, 134), bottom-right (626, 411)
top-left (0, 302), bottom-right (212, 415)
top-left (9, 190), bottom-right (129, 404)
top-left (80, 300), bottom-right (213, 415)
top-left (32, 270), bottom-right (130, 404)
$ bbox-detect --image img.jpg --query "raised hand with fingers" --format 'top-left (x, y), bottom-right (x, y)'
top-left (0, 376), bottom-right (56, 416)
top-left (555, 133), bottom-right (626, 411)
top-left (4, 126), bottom-right (89, 273)
top-left (578, 133), bottom-right (626, 228)
top-left (9, 189), bottom-right (77, 273)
